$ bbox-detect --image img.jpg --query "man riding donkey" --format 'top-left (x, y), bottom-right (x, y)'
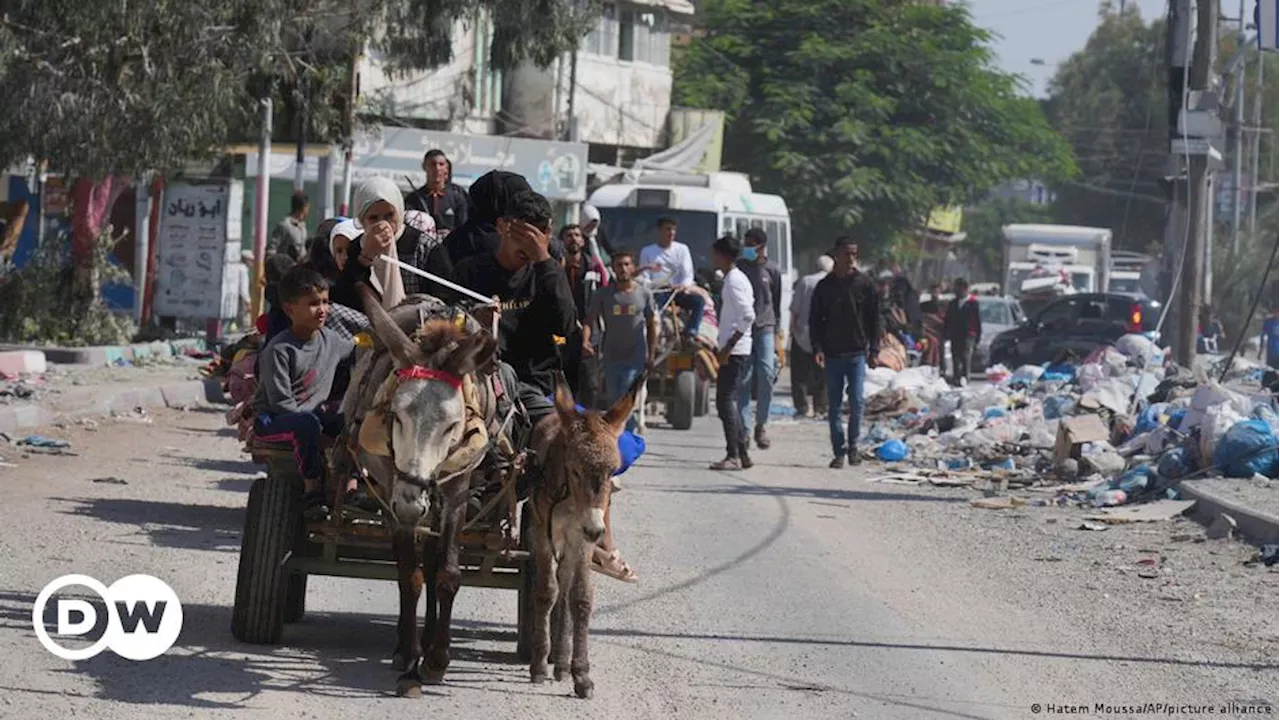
top-left (330, 173), bottom-right (643, 695)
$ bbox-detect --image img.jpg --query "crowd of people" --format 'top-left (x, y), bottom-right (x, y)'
top-left (234, 145), bottom-right (1021, 580)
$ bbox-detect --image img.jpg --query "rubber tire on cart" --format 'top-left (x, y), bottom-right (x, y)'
top-left (694, 378), bottom-right (710, 417)
top-left (231, 471), bottom-right (301, 644)
top-left (283, 570), bottom-right (307, 624)
top-left (516, 507), bottom-right (536, 663)
top-left (667, 370), bottom-right (696, 430)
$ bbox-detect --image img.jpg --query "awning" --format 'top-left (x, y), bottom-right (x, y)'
top-left (629, 0), bottom-right (696, 15)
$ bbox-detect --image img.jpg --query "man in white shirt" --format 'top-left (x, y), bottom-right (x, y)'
top-left (639, 216), bottom-right (706, 343)
top-left (708, 234), bottom-right (757, 471)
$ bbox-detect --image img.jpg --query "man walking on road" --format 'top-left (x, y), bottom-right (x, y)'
top-left (582, 249), bottom-right (658, 431)
top-left (736, 228), bottom-right (783, 448)
top-left (268, 191), bottom-right (310, 261)
top-left (943, 277), bottom-right (982, 386)
top-left (809, 237), bottom-right (879, 469)
top-left (789, 254), bottom-right (833, 417)
top-left (709, 235), bottom-right (756, 471)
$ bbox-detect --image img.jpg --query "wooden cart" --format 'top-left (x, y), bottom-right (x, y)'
top-left (230, 439), bottom-right (536, 660)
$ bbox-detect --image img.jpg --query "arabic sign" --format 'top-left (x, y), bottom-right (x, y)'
top-left (154, 182), bottom-right (242, 319)
top-left (350, 128), bottom-right (589, 201)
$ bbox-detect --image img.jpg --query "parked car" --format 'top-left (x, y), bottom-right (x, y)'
top-left (988, 293), bottom-right (1163, 369)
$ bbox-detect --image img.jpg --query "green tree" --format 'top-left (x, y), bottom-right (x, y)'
top-left (674, 0), bottom-right (1075, 256)
top-left (0, 0), bottom-right (595, 339)
top-left (1043, 7), bottom-right (1175, 252)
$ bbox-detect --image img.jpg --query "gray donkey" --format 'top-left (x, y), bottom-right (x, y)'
top-left (338, 287), bottom-right (499, 696)
top-left (527, 372), bottom-right (643, 699)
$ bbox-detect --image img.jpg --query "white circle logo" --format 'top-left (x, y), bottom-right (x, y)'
top-left (32, 574), bottom-right (183, 661)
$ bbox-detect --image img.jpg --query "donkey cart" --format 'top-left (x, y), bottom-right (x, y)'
top-left (230, 437), bottom-right (537, 661)
top-left (646, 286), bottom-right (716, 431)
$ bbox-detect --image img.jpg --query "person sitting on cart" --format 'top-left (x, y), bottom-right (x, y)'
top-left (454, 189), bottom-right (642, 584)
top-left (581, 248), bottom-right (658, 433)
top-left (639, 216), bottom-right (705, 346)
top-left (252, 266), bottom-right (357, 522)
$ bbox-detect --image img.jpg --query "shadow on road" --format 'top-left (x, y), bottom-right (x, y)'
top-left (0, 592), bottom-right (523, 706)
top-left (52, 497), bottom-right (245, 553)
top-left (625, 480), bottom-right (964, 505)
top-left (215, 477), bottom-right (256, 493)
top-left (160, 453), bottom-right (260, 476)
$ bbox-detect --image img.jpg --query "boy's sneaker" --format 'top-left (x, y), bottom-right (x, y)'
top-left (829, 456), bottom-right (845, 469)
top-left (739, 450), bottom-right (754, 469)
top-left (848, 452), bottom-right (862, 466)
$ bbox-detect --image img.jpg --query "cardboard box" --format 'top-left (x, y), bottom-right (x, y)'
top-left (1054, 414), bottom-right (1111, 461)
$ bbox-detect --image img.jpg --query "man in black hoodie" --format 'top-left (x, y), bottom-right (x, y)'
top-left (809, 236), bottom-right (879, 469)
top-left (453, 189), bottom-right (577, 415)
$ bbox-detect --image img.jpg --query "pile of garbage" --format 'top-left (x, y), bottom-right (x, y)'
top-left (858, 334), bottom-right (1279, 509)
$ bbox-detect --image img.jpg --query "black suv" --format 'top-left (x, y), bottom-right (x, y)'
top-left (988, 293), bottom-right (1163, 368)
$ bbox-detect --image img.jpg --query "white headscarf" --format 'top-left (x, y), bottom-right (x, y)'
top-left (580, 204), bottom-right (601, 237)
top-left (352, 177), bottom-right (406, 309)
top-left (329, 219), bottom-right (359, 264)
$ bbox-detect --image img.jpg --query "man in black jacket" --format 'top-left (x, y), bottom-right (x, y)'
top-left (943, 277), bottom-right (982, 386)
top-left (809, 237), bottom-right (879, 469)
top-left (736, 228), bottom-right (784, 450)
top-left (453, 189), bottom-right (577, 411)
top-left (405, 149), bottom-right (469, 236)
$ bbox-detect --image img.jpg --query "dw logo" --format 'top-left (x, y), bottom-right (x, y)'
top-left (32, 574), bottom-right (184, 661)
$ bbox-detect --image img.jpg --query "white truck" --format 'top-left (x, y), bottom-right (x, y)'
top-left (1002, 224), bottom-right (1113, 298)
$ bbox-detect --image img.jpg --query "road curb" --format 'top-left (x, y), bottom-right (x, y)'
top-left (1177, 480), bottom-right (1280, 546)
top-left (0, 338), bottom-right (207, 366)
top-left (0, 377), bottom-right (226, 435)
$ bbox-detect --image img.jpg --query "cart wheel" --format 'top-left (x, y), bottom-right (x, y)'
top-left (283, 573), bottom-right (307, 623)
top-left (231, 464), bottom-right (301, 644)
top-left (667, 370), bottom-right (696, 430)
top-left (516, 508), bottom-right (536, 663)
top-left (693, 377), bottom-right (710, 417)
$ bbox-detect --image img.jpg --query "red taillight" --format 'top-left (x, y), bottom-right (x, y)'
top-left (1126, 304), bottom-right (1143, 333)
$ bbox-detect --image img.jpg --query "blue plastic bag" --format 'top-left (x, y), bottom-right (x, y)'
top-left (1156, 447), bottom-right (1192, 480)
top-left (1213, 419), bottom-right (1279, 478)
top-left (1136, 403), bottom-right (1169, 434)
top-left (1167, 408), bottom-right (1187, 430)
top-left (1043, 395), bottom-right (1073, 420)
top-left (876, 439), bottom-right (909, 462)
top-left (983, 406), bottom-right (1007, 420)
top-left (1042, 362), bottom-right (1076, 382)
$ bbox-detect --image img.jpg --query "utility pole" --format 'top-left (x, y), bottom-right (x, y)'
top-left (1248, 53), bottom-right (1265, 236)
top-left (1176, 0), bottom-right (1221, 367)
top-left (1230, 0), bottom-right (1248, 254)
top-left (251, 98), bottom-right (274, 321)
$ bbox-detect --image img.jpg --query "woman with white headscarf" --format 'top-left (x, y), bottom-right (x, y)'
top-left (331, 176), bottom-right (457, 311)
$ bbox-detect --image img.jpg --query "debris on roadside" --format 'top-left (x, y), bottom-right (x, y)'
top-left (852, 335), bottom-right (1278, 530)
top-left (90, 476), bottom-right (128, 485)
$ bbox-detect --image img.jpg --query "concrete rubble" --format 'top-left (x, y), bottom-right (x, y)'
top-left (858, 334), bottom-right (1279, 530)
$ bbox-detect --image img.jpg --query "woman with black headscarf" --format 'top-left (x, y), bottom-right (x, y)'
top-left (446, 170), bottom-right (566, 268)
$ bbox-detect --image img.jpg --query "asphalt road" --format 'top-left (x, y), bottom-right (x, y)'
top-left (0, 405), bottom-right (1275, 719)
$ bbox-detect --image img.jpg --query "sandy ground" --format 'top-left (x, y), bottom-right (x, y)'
top-left (0, 404), bottom-right (1274, 720)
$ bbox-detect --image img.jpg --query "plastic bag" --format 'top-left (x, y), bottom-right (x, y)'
top-left (1013, 364), bottom-right (1045, 381)
top-left (1115, 334), bottom-right (1164, 369)
top-left (876, 439), bottom-right (909, 462)
top-left (1136, 403), bottom-right (1170, 434)
top-left (1157, 446), bottom-right (1192, 480)
top-left (1077, 363), bottom-right (1107, 393)
top-left (1042, 395), bottom-right (1075, 420)
top-left (985, 364), bottom-right (1011, 383)
top-left (1213, 419), bottom-right (1279, 478)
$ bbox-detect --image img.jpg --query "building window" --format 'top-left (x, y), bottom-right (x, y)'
top-left (585, 4), bottom-right (617, 56)
top-left (618, 9), bottom-right (635, 61)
